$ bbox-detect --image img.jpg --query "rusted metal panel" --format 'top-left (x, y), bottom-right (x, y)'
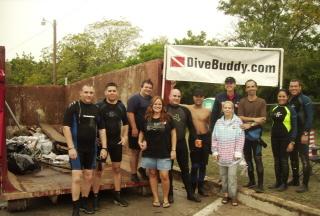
top-left (5, 59), bottom-right (163, 126)
top-left (5, 86), bottom-right (65, 126)
top-left (64, 59), bottom-right (163, 107)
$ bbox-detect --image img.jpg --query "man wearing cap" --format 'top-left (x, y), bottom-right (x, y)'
top-left (210, 77), bottom-right (241, 132)
top-left (183, 89), bottom-right (211, 196)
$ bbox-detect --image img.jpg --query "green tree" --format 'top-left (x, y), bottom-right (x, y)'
top-left (218, 0), bottom-right (320, 100)
top-left (6, 53), bottom-right (37, 85)
top-left (125, 37), bottom-right (169, 66)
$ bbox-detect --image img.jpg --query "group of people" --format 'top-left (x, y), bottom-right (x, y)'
top-left (63, 77), bottom-right (313, 216)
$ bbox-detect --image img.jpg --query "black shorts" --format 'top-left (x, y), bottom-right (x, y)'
top-left (97, 138), bottom-right (123, 163)
top-left (71, 149), bottom-right (96, 170)
top-left (128, 134), bottom-right (141, 150)
top-left (190, 133), bottom-right (211, 165)
top-left (108, 144), bottom-right (122, 162)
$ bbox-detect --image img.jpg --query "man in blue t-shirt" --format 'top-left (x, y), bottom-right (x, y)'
top-left (127, 79), bottom-right (153, 182)
top-left (63, 85), bottom-right (107, 216)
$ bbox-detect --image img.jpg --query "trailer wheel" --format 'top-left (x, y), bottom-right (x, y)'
top-left (7, 199), bottom-right (28, 212)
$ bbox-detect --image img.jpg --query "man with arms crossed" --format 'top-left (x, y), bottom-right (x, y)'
top-left (167, 89), bottom-right (201, 203)
top-left (127, 79), bottom-right (153, 182)
top-left (184, 89), bottom-right (211, 196)
top-left (288, 79), bottom-right (313, 193)
top-left (63, 85), bottom-right (107, 216)
top-left (92, 82), bottom-right (129, 209)
top-left (238, 79), bottom-right (266, 193)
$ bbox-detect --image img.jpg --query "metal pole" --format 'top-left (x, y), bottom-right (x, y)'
top-left (53, 19), bottom-right (57, 85)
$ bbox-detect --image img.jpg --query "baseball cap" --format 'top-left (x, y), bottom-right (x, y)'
top-left (225, 77), bottom-right (236, 84)
top-left (193, 89), bottom-right (205, 97)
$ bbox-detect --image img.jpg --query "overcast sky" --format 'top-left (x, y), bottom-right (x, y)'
top-left (0, 0), bottom-right (237, 60)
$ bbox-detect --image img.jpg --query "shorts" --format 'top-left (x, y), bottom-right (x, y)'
top-left (108, 144), bottom-right (122, 162)
top-left (128, 135), bottom-right (140, 150)
top-left (70, 149), bottom-right (96, 170)
top-left (141, 157), bottom-right (172, 171)
top-left (190, 133), bottom-right (211, 165)
top-left (97, 138), bottom-right (122, 163)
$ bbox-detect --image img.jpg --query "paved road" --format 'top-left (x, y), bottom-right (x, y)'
top-left (0, 181), bottom-right (270, 216)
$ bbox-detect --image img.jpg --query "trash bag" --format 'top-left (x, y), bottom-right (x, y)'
top-left (7, 153), bottom-right (40, 175)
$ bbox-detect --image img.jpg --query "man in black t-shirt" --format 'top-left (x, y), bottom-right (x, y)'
top-left (127, 79), bottom-right (153, 182)
top-left (63, 85), bottom-right (107, 216)
top-left (92, 82), bottom-right (129, 209)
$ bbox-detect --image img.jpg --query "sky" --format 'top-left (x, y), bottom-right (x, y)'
top-left (0, 0), bottom-right (237, 60)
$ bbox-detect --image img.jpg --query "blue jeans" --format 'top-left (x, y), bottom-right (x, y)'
top-left (219, 164), bottom-right (238, 198)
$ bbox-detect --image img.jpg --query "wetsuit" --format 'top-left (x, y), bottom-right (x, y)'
top-left (166, 104), bottom-right (196, 198)
top-left (288, 93), bottom-right (313, 187)
top-left (271, 104), bottom-right (297, 187)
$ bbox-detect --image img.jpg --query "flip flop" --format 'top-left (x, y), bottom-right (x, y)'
top-left (162, 202), bottom-right (170, 208)
top-left (152, 201), bottom-right (161, 207)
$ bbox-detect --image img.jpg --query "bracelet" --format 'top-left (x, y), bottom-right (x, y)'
top-left (101, 147), bottom-right (107, 150)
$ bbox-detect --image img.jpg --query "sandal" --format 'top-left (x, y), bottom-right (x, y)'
top-left (231, 198), bottom-right (238, 206)
top-left (221, 197), bottom-right (229, 204)
top-left (152, 201), bottom-right (161, 207)
top-left (162, 202), bottom-right (170, 208)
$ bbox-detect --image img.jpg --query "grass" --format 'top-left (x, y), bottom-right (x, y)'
top-left (206, 130), bottom-right (320, 209)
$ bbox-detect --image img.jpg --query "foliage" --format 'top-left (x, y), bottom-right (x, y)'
top-left (218, 0), bottom-right (320, 100)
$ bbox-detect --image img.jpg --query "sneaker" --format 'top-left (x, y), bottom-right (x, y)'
top-left (80, 197), bottom-right (94, 214)
top-left (198, 187), bottom-right (209, 197)
top-left (277, 184), bottom-right (287, 192)
top-left (243, 182), bottom-right (256, 188)
top-left (113, 192), bottom-right (129, 207)
top-left (138, 167), bottom-right (148, 180)
top-left (287, 179), bottom-right (300, 186)
top-left (221, 197), bottom-right (229, 204)
top-left (268, 183), bottom-right (280, 189)
top-left (296, 185), bottom-right (308, 193)
top-left (254, 186), bottom-right (264, 193)
top-left (131, 174), bottom-right (140, 183)
top-left (187, 194), bottom-right (201, 203)
top-left (93, 194), bottom-right (99, 211)
top-left (72, 200), bottom-right (80, 216)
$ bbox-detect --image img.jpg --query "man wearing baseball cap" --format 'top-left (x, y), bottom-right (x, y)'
top-left (210, 77), bottom-right (241, 132)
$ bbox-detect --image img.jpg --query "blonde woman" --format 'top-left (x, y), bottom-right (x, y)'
top-left (212, 101), bottom-right (244, 206)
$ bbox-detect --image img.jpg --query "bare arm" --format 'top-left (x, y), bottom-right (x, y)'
top-left (127, 112), bottom-right (138, 137)
top-left (63, 126), bottom-right (77, 160)
top-left (170, 128), bottom-right (177, 160)
top-left (98, 129), bottom-right (108, 159)
top-left (119, 125), bottom-right (129, 145)
top-left (138, 131), bottom-right (147, 150)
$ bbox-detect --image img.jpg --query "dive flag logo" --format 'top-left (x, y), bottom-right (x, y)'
top-left (170, 56), bottom-right (185, 67)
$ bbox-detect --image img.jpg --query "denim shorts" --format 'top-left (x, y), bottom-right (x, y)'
top-left (141, 157), bottom-right (172, 171)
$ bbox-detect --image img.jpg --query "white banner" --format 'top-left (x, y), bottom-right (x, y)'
top-left (165, 45), bottom-right (282, 86)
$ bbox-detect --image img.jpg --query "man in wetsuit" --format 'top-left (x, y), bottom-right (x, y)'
top-left (92, 82), bottom-right (129, 209)
top-left (288, 79), bottom-right (314, 193)
top-left (63, 85), bottom-right (107, 216)
top-left (167, 89), bottom-right (201, 203)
